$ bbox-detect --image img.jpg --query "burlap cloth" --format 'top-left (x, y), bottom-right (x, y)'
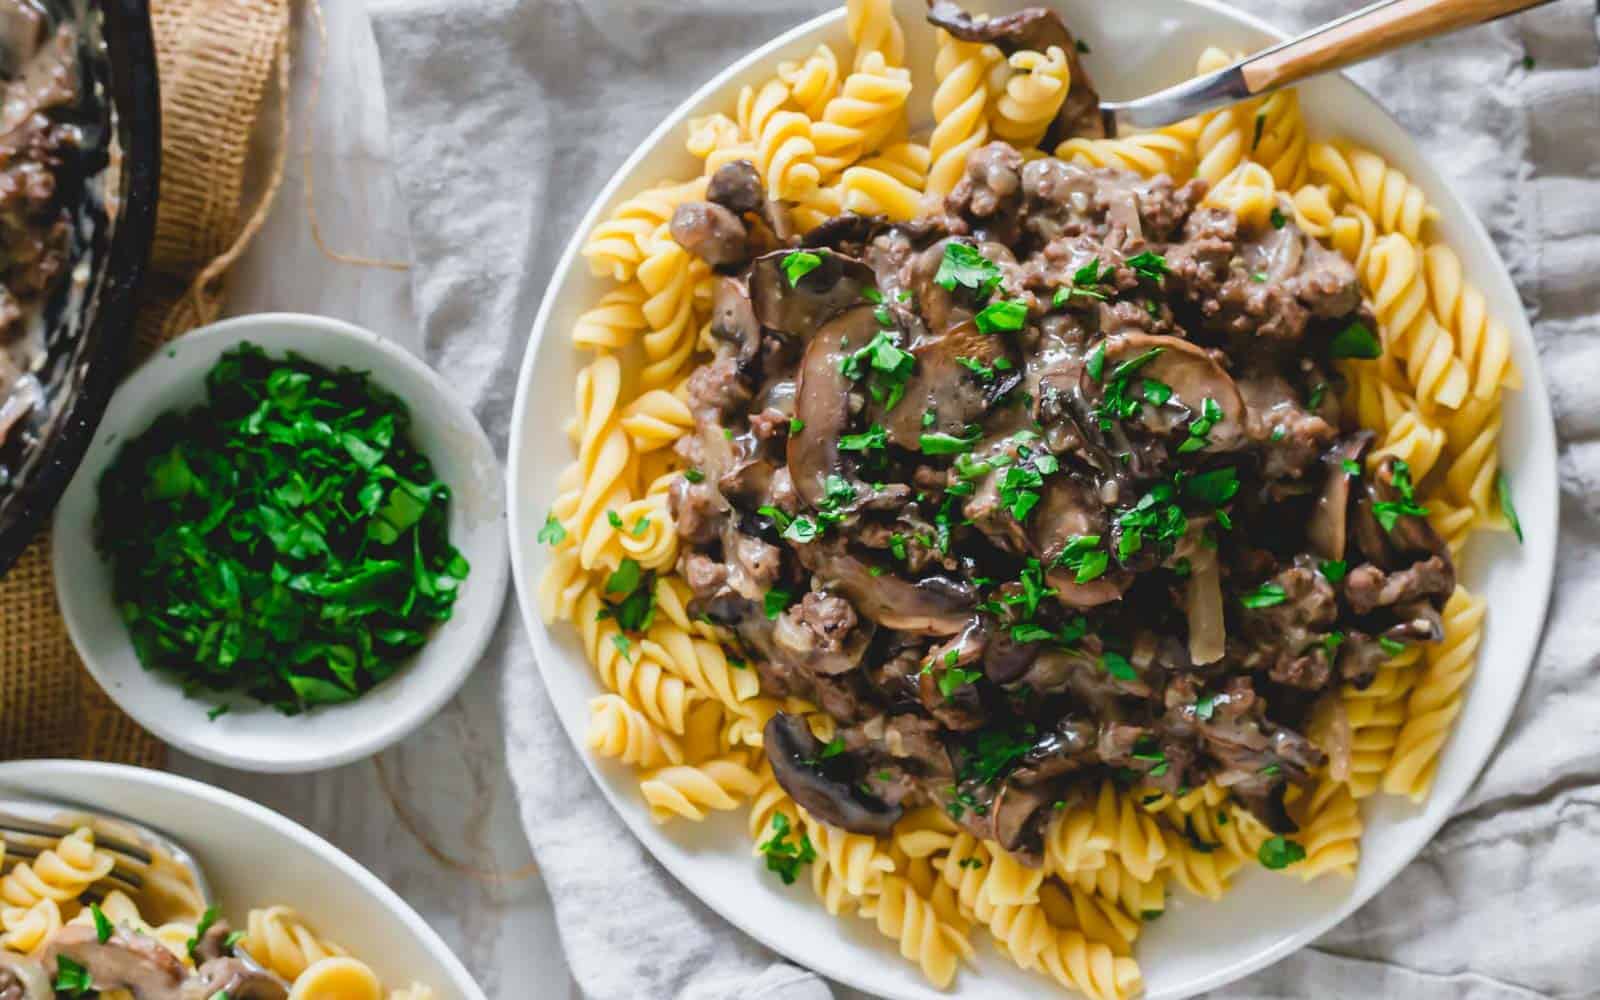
top-left (0, 0), bottom-right (292, 766)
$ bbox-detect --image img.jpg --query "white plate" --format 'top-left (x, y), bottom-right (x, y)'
top-left (505, 2), bottom-right (1559, 997)
top-left (0, 760), bottom-right (488, 999)
top-left (53, 313), bottom-right (509, 773)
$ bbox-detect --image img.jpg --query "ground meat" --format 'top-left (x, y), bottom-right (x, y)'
top-left (685, 356), bottom-right (752, 418)
top-left (1344, 555), bottom-right (1455, 615)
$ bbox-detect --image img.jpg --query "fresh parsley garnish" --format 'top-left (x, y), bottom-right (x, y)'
top-left (937, 666), bottom-right (983, 699)
top-left (53, 956), bottom-right (93, 997)
top-left (1258, 836), bottom-right (1306, 870)
top-left (839, 331), bottom-right (915, 410)
top-left (758, 813), bottom-right (817, 884)
top-left (188, 905), bottom-right (220, 962)
top-left (1053, 534), bottom-right (1109, 583)
top-left (764, 589), bottom-right (795, 619)
top-left (1329, 319), bottom-right (1382, 359)
top-left (838, 423), bottom-right (888, 452)
top-left (1379, 636), bottom-right (1407, 656)
top-left (781, 250), bottom-right (823, 287)
top-left (1497, 471), bottom-right (1523, 543)
top-left (1086, 342), bottom-right (1107, 381)
top-left (933, 242), bottom-right (1002, 298)
top-left (1102, 651), bottom-right (1137, 681)
top-left (90, 903), bottom-right (113, 943)
top-left (95, 345), bottom-right (470, 715)
top-left (538, 514), bottom-right (567, 545)
top-left (1126, 251), bottom-right (1169, 283)
top-left (1239, 583), bottom-right (1287, 609)
top-left (1318, 560), bottom-right (1348, 583)
top-left (1372, 460), bottom-right (1429, 531)
top-left (920, 430), bottom-right (980, 455)
top-left (1270, 206), bottom-right (1287, 229)
top-left (1193, 693), bottom-right (1216, 721)
top-left (683, 467), bottom-right (705, 483)
top-left (975, 299), bottom-right (1028, 333)
top-left (1183, 466), bottom-right (1240, 505)
top-left (1177, 397), bottom-right (1223, 454)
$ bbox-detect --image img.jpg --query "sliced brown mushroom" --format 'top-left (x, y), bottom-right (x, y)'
top-left (787, 304), bottom-right (877, 508)
top-left (1307, 431), bottom-right (1373, 561)
top-left (797, 539), bottom-right (976, 634)
top-left (1352, 456), bottom-right (1455, 577)
top-left (41, 925), bottom-right (188, 1000)
top-left (801, 212), bottom-right (885, 253)
top-left (0, 950), bottom-right (51, 1000)
top-left (989, 780), bottom-right (1057, 866)
top-left (1093, 333), bottom-right (1247, 453)
top-left (1183, 543), bottom-right (1226, 665)
top-left (881, 318), bottom-right (1014, 448)
top-left (188, 957), bottom-right (290, 1000)
top-left (749, 249), bottom-right (877, 340)
top-left (765, 712), bottom-right (903, 836)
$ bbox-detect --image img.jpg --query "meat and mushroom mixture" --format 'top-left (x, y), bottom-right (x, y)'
top-left (0, 917), bottom-right (290, 1000)
top-left (666, 29), bottom-right (1452, 870)
top-left (0, 2), bottom-right (93, 473)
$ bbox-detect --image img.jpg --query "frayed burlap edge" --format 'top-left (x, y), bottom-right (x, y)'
top-left (0, 0), bottom-right (291, 766)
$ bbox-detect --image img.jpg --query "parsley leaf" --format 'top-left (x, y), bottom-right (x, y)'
top-left (1258, 836), bottom-right (1307, 870)
top-left (975, 299), bottom-right (1029, 333)
top-left (537, 514), bottom-right (566, 545)
top-left (937, 666), bottom-right (983, 699)
top-left (920, 430), bottom-right (981, 455)
top-left (53, 956), bottom-right (93, 997)
top-left (764, 589), bottom-right (795, 619)
top-left (758, 813), bottom-right (817, 884)
top-left (1270, 206), bottom-right (1287, 229)
top-left (90, 903), bottom-right (113, 943)
top-left (188, 905), bottom-right (220, 962)
top-left (1193, 693), bottom-right (1216, 721)
top-left (1497, 471), bottom-right (1523, 543)
top-left (934, 242), bottom-right (1002, 298)
top-left (1102, 651), bottom-right (1137, 681)
top-left (1318, 559), bottom-right (1348, 583)
top-left (1239, 583), bottom-right (1288, 609)
top-left (838, 424), bottom-right (888, 452)
top-left (781, 250), bottom-right (823, 287)
top-left (1126, 251), bottom-right (1169, 283)
top-left (1329, 319), bottom-right (1382, 359)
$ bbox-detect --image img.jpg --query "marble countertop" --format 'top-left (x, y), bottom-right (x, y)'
top-left (171, 3), bottom-right (578, 996)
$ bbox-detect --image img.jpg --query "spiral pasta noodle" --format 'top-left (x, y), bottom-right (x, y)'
top-left (244, 906), bottom-right (348, 981)
top-left (537, 5), bottom-right (1522, 991)
top-left (991, 46), bottom-right (1071, 149)
top-left (927, 33), bottom-right (1000, 197)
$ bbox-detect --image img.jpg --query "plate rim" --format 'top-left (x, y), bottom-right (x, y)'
top-left (0, 758), bottom-right (489, 1000)
top-left (505, 3), bottom-right (1559, 996)
top-left (50, 311), bottom-right (511, 773)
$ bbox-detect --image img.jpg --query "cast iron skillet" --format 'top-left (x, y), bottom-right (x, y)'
top-left (0, 0), bottom-right (159, 576)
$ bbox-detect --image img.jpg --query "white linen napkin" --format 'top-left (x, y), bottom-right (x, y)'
top-left (365, 0), bottom-right (1600, 997)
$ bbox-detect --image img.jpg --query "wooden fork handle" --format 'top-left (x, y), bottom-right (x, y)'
top-left (1241, 0), bottom-right (1552, 94)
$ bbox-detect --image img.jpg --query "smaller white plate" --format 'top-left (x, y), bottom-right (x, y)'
top-left (0, 759), bottom-right (489, 999)
top-left (52, 313), bottom-right (508, 773)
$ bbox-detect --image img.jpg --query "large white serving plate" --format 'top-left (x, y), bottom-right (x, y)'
top-left (506, 2), bottom-right (1559, 997)
top-left (0, 761), bottom-right (488, 1000)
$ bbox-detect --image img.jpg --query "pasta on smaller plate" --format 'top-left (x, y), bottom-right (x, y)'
top-left (0, 827), bottom-right (432, 1000)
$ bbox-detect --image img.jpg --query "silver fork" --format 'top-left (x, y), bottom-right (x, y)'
top-left (1101, 0), bottom-right (1557, 134)
top-left (0, 794), bottom-right (212, 916)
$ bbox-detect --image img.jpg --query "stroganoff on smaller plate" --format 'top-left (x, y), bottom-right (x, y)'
top-left (507, 2), bottom-right (1557, 997)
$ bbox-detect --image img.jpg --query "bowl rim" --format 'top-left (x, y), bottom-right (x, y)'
top-left (51, 311), bottom-right (510, 773)
top-left (0, 0), bottom-right (161, 576)
top-left (504, 2), bottom-right (1559, 997)
top-left (0, 758), bottom-right (489, 1000)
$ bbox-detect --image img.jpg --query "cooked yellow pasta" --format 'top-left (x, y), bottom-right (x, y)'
top-left (539, 5), bottom-right (1518, 993)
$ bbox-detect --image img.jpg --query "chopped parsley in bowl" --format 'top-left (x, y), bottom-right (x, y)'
top-left (93, 343), bottom-right (469, 715)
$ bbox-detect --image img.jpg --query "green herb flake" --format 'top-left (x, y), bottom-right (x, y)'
top-left (1126, 251), bottom-right (1169, 283)
top-left (862, 286), bottom-right (884, 304)
top-left (1193, 694), bottom-right (1216, 722)
top-left (764, 589), bottom-right (795, 620)
top-left (1497, 471), bottom-right (1523, 543)
top-left (683, 467), bottom-right (705, 483)
top-left (1239, 583), bottom-right (1288, 609)
top-left (90, 903), bottom-right (113, 944)
top-left (819, 737), bottom-right (847, 759)
top-left (933, 242), bottom-right (1002, 298)
top-left (188, 905), bottom-right (220, 962)
top-left (206, 703), bottom-right (231, 722)
top-left (538, 514), bottom-right (567, 545)
top-left (1319, 560), bottom-right (1348, 584)
top-left (1102, 651), bottom-right (1137, 681)
top-left (1270, 206), bottom-right (1287, 229)
top-left (1329, 319), bottom-right (1382, 359)
top-left (937, 666), bottom-right (983, 699)
top-left (1379, 637), bottom-right (1408, 656)
top-left (1086, 342), bottom-right (1107, 382)
top-left (94, 345), bottom-right (469, 715)
top-left (758, 813), bottom-right (817, 884)
top-left (781, 250), bottom-right (823, 287)
top-left (53, 956), bottom-right (93, 997)
top-left (789, 417), bottom-right (805, 434)
top-left (919, 430), bottom-right (980, 455)
top-left (975, 299), bottom-right (1029, 334)
top-left (838, 424), bottom-right (888, 452)
top-left (1258, 836), bottom-right (1307, 870)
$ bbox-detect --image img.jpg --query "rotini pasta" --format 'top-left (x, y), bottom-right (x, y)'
top-left (539, 3), bottom-right (1519, 994)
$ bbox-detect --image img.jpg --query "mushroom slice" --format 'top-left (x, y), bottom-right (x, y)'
top-left (0, 950), bottom-right (51, 1000)
top-left (749, 249), bottom-right (877, 340)
top-left (1307, 431), bottom-right (1373, 561)
top-left (881, 318), bottom-right (1015, 448)
top-left (1183, 543), bottom-right (1226, 665)
top-left (787, 304), bottom-right (877, 508)
top-left (989, 780), bottom-right (1057, 867)
top-left (798, 540), bottom-right (976, 634)
top-left (1093, 333), bottom-right (1246, 452)
top-left (764, 713), bottom-right (902, 836)
top-left (41, 925), bottom-right (188, 1000)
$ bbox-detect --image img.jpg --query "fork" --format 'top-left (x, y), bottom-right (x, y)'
top-left (1101, 0), bottom-right (1557, 134)
top-left (0, 794), bottom-right (212, 918)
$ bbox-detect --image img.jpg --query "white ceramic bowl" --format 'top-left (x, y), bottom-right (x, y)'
top-left (506, 2), bottom-right (1559, 997)
top-left (0, 760), bottom-right (488, 999)
top-left (53, 313), bottom-right (508, 773)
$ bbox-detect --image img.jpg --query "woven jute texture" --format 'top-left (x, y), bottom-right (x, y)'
top-left (0, 0), bottom-right (291, 766)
